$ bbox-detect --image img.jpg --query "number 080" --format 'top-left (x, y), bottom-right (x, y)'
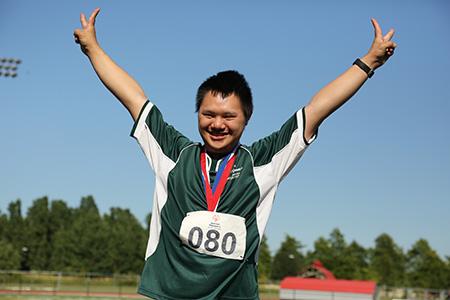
top-left (188, 227), bottom-right (237, 255)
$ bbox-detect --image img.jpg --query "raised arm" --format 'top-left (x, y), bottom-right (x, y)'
top-left (304, 18), bottom-right (397, 140)
top-left (74, 8), bottom-right (147, 121)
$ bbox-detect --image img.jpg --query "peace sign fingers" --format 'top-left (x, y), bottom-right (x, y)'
top-left (79, 8), bottom-right (100, 29)
top-left (371, 18), bottom-right (383, 40)
top-left (88, 8), bottom-right (100, 26)
top-left (383, 28), bottom-right (395, 42)
top-left (366, 18), bottom-right (397, 69)
top-left (74, 8), bottom-right (101, 56)
top-left (80, 13), bottom-right (88, 28)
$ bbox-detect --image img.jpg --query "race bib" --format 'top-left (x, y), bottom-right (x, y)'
top-left (179, 211), bottom-right (246, 260)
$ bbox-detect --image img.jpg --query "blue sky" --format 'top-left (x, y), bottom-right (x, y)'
top-left (1, 0), bottom-right (449, 258)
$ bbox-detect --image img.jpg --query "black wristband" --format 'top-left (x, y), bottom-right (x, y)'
top-left (353, 58), bottom-right (374, 78)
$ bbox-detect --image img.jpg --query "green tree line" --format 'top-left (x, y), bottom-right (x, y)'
top-left (1, 197), bottom-right (449, 288)
top-left (0, 196), bottom-right (147, 274)
top-left (258, 229), bottom-right (450, 289)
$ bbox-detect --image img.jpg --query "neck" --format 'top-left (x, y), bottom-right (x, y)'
top-left (204, 144), bottom-right (239, 160)
top-left (205, 150), bottom-right (229, 160)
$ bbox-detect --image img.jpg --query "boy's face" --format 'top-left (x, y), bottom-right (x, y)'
top-left (198, 91), bottom-right (246, 156)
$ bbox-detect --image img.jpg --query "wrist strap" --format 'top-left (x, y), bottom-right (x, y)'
top-left (353, 58), bottom-right (374, 78)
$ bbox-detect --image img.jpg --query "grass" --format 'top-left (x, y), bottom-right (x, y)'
top-left (0, 274), bottom-right (280, 300)
top-left (0, 290), bottom-right (279, 300)
top-left (0, 297), bottom-right (136, 300)
top-left (0, 293), bottom-right (279, 300)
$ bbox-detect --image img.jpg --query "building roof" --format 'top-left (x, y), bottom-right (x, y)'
top-left (300, 260), bottom-right (336, 280)
top-left (280, 277), bottom-right (377, 294)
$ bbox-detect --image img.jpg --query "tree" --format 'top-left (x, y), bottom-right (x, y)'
top-left (370, 233), bottom-right (405, 286)
top-left (308, 229), bottom-right (348, 279)
top-left (5, 200), bottom-right (25, 250)
top-left (51, 196), bottom-right (108, 272)
top-left (4, 200), bottom-right (29, 270)
top-left (344, 241), bottom-right (371, 280)
top-left (306, 229), bottom-right (372, 280)
top-left (47, 200), bottom-right (73, 271)
top-left (271, 235), bottom-right (304, 280)
top-left (445, 256), bottom-right (450, 288)
top-left (0, 240), bottom-right (20, 269)
top-left (0, 209), bottom-right (21, 269)
top-left (25, 197), bottom-right (51, 270)
top-left (49, 200), bottom-right (73, 234)
top-left (308, 236), bottom-right (333, 269)
top-left (326, 228), bottom-right (350, 278)
top-left (0, 210), bottom-right (7, 240)
top-left (50, 227), bottom-right (75, 271)
top-left (257, 235), bottom-right (272, 281)
top-left (103, 207), bottom-right (146, 273)
top-left (406, 239), bottom-right (447, 289)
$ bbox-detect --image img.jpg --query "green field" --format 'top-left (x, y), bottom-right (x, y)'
top-left (0, 292), bottom-right (278, 300)
top-left (0, 272), bottom-right (279, 300)
top-left (1, 297), bottom-right (123, 300)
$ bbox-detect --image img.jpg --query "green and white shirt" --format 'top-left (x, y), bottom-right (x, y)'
top-left (131, 100), bottom-right (315, 300)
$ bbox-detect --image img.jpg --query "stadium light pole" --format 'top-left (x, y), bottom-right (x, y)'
top-left (0, 57), bottom-right (22, 78)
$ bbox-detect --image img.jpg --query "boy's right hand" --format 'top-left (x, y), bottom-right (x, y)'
top-left (74, 8), bottom-right (101, 56)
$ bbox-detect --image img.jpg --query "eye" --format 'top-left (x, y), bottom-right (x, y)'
top-left (223, 113), bottom-right (236, 120)
top-left (202, 112), bottom-right (214, 118)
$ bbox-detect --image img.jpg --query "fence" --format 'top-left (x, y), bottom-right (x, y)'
top-left (0, 271), bottom-right (277, 299)
top-left (1, 271), bottom-right (448, 300)
top-left (0, 270), bottom-right (142, 298)
top-left (377, 286), bottom-right (449, 300)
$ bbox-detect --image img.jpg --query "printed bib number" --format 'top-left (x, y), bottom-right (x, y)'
top-left (179, 211), bottom-right (246, 260)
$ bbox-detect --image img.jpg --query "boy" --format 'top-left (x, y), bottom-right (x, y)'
top-left (74, 8), bottom-right (396, 299)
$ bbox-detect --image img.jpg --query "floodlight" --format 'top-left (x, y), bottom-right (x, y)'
top-left (0, 57), bottom-right (22, 78)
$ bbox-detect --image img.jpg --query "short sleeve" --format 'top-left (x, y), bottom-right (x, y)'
top-left (248, 107), bottom-right (316, 182)
top-left (131, 100), bottom-right (193, 172)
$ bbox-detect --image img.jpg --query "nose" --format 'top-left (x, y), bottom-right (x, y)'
top-left (211, 117), bottom-right (225, 130)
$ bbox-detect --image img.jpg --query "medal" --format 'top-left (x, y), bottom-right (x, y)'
top-left (200, 146), bottom-right (238, 211)
top-left (178, 145), bottom-right (246, 260)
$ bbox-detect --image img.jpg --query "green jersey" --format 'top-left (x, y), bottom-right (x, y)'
top-left (131, 101), bottom-right (315, 300)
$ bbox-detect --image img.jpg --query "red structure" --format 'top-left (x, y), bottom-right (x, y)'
top-left (300, 260), bottom-right (335, 280)
top-left (279, 261), bottom-right (377, 300)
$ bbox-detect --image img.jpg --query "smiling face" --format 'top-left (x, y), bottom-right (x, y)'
top-left (198, 91), bottom-right (246, 156)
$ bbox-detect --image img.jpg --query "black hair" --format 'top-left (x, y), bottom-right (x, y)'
top-left (195, 70), bottom-right (253, 123)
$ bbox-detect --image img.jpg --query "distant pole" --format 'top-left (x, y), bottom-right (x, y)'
top-left (0, 57), bottom-right (22, 78)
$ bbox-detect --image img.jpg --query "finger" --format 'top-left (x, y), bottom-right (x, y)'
top-left (385, 46), bottom-right (395, 55)
top-left (371, 18), bottom-right (383, 39)
top-left (384, 41), bottom-right (397, 49)
top-left (383, 28), bottom-right (395, 41)
top-left (80, 13), bottom-right (88, 28)
top-left (73, 32), bottom-right (80, 44)
top-left (89, 8), bottom-right (100, 25)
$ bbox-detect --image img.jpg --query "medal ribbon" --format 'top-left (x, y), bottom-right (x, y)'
top-left (200, 147), bottom-right (238, 212)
